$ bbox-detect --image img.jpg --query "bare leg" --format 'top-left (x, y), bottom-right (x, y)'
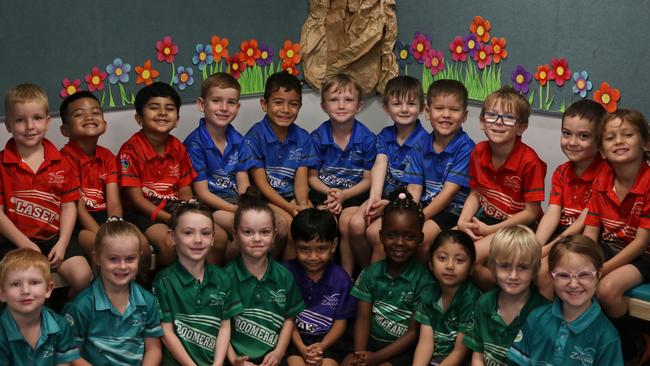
top-left (349, 201), bottom-right (372, 270)
top-left (597, 264), bottom-right (643, 318)
top-left (420, 220), bottom-right (442, 265)
top-left (145, 223), bottom-right (175, 268)
top-left (367, 219), bottom-right (385, 264)
top-left (339, 206), bottom-right (359, 276)
top-left (269, 204), bottom-right (292, 260)
top-left (58, 256), bottom-right (92, 299)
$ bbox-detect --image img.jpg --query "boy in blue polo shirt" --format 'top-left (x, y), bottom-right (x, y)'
top-left (284, 208), bottom-right (357, 365)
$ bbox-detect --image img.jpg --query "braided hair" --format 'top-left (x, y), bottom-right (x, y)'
top-left (381, 187), bottom-right (425, 231)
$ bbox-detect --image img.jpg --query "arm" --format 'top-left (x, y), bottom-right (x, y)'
top-left (294, 167), bottom-right (311, 210)
top-left (583, 224), bottom-right (600, 243)
top-left (290, 327), bottom-right (309, 360)
top-left (308, 168), bottom-right (330, 195)
top-left (535, 204), bottom-right (562, 246)
top-left (412, 324), bottom-right (434, 366)
top-left (105, 182), bottom-right (123, 218)
top-left (0, 208), bottom-right (39, 251)
top-left (439, 332), bottom-right (471, 366)
top-left (338, 170), bottom-right (371, 203)
top-left (421, 182), bottom-right (462, 220)
top-left (125, 187), bottom-right (172, 223)
top-left (456, 190), bottom-right (481, 240)
top-left (251, 168), bottom-right (298, 216)
top-left (178, 185), bottom-right (194, 201)
top-left (76, 201), bottom-right (100, 232)
top-left (49, 202), bottom-right (77, 268)
top-left (141, 337), bottom-right (163, 366)
top-left (235, 171), bottom-right (250, 195)
top-left (473, 202), bottom-right (542, 237)
top-left (602, 228), bottom-right (650, 275)
top-left (193, 180), bottom-right (237, 212)
top-left (212, 319), bottom-right (231, 366)
top-left (471, 352), bottom-right (485, 366)
top-left (407, 183), bottom-right (423, 203)
top-left (71, 359), bottom-right (92, 366)
top-left (227, 345), bottom-right (254, 366)
top-left (353, 300), bottom-right (372, 352)
top-left (160, 322), bottom-right (197, 366)
top-left (365, 154), bottom-right (389, 217)
top-left (260, 318), bottom-right (294, 366)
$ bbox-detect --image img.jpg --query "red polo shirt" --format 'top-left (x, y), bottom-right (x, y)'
top-left (118, 130), bottom-right (196, 202)
top-left (469, 138), bottom-right (546, 220)
top-left (61, 141), bottom-right (118, 212)
top-left (0, 138), bottom-right (80, 241)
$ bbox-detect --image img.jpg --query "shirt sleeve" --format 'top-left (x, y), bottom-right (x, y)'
top-left (61, 158), bottom-right (81, 203)
top-left (506, 316), bottom-right (533, 365)
top-left (468, 149), bottom-right (479, 190)
top-left (461, 304), bottom-right (483, 352)
top-left (522, 155), bottom-right (547, 202)
top-left (177, 144), bottom-right (198, 188)
top-left (298, 135), bottom-right (318, 168)
top-left (349, 268), bottom-right (373, 303)
top-left (361, 133), bottom-right (377, 171)
top-left (118, 145), bottom-right (142, 188)
top-left (185, 139), bottom-right (209, 182)
top-left (310, 130), bottom-right (324, 170)
top-left (62, 301), bottom-right (90, 345)
top-left (54, 315), bottom-right (81, 364)
top-left (222, 274), bottom-right (244, 320)
top-left (285, 276), bottom-right (306, 319)
top-left (151, 277), bottom-right (172, 323)
top-left (446, 139), bottom-right (474, 188)
top-left (595, 337), bottom-right (624, 366)
top-left (238, 132), bottom-right (265, 171)
top-left (414, 291), bottom-right (433, 325)
top-left (584, 183), bottom-right (603, 227)
top-left (143, 295), bottom-right (164, 338)
top-left (334, 276), bottom-right (358, 320)
top-left (548, 166), bottom-right (564, 206)
top-left (401, 147), bottom-right (424, 185)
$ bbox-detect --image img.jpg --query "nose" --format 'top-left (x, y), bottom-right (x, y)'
top-left (508, 267), bottom-right (518, 279)
top-left (445, 259), bottom-right (455, 269)
top-left (568, 135), bottom-right (578, 146)
top-left (20, 282), bottom-right (30, 294)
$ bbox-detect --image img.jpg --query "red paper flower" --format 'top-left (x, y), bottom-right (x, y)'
top-left (549, 58), bottom-right (571, 87)
top-left (279, 40), bottom-right (301, 67)
top-left (135, 60), bottom-right (160, 85)
top-left (424, 49), bottom-right (444, 75)
top-left (227, 53), bottom-right (247, 79)
top-left (593, 82), bottom-right (620, 113)
top-left (449, 36), bottom-right (467, 62)
top-left (469, 16), bottom-right (491, 43)
top-left (282, 60), bottom-right (300, 76)
top-left (410, 32), bottom-right (431, 63)
top-left (211, 35), bottom-right (229, 62)
top-left (490, 37), bottom-right (507, 64)
top-left (473, 44), bottom-right (492, 69)
top-left (240, 39), bottom-right (261, 67)
top-left (534, 64), bottom-right (551, 86)
top-left (84, 66), bottom-right (107, 92)
top-left (60, 78), bottom-right (82, 98)
top-left (156, 36), bottom-right (179, 64)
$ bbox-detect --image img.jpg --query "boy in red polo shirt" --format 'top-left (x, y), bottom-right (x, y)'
top-left (0, 83), bottom-right (92, 298)
top-left (457, 86), bottom-right (546, 289)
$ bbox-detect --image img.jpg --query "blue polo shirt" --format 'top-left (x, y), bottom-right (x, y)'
top-left (0, 307), bottom-right (79, 366)
top-left (376, 121), bottom-right (428, 196)
top-left (283, 259), bottom-right (357, 336)
top-left (310, 120), bottom-right (376, 189)
top-left (402, 129), bottom-right (474, 215)
top-left (239, 116), bottom-right (318, 198)
top-left (184, 118), bottom-right (244, 200)
top-left (507, 299), bottom-right (623, 366)
top-left (63, 279), bottom-right (163, 366)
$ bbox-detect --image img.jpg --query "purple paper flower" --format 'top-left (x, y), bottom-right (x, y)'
top-left (192, 44), bottom-right (213, 71)
top-left (106, 58), bottom-right (131, 84)
top-left (173, 66), bottom-right (194, 91)
top-left (511, 65), bottom-right (532, 94)
top-left (572, 70), bottom-right (593, 98)
top-left (463, 33), bottom-right (482, 58)
top-left (257, 44), bottom-right (274, 66)
top-left (394, 41), bottom-right (412, 70)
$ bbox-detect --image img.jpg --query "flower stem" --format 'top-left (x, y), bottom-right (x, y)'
top-left (170, 63), bottom-right (176, 85)
top-left (107, 85), bottom-right (115, 108)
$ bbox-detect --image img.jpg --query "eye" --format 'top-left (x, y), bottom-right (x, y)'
top-left (455, 257), bottom-right (467, 264)
top-left (10, 281), bottom-right (20, 287)
top-left (496, 263), bottom-right (512, 271)
top-left (261, 229), bottom-right (273, 236)
top-left (125, 256), bottom-right (137, 263)
top-left (436, 254), bottom-right (447, 261)
top-left (201, 230), bottom-right (213, 237)
top-left (561, 130), bottom-right (571, 137)
top-left (110, 257), bottom-right (120, 263)
top-left (555, 272), bottom-right (571, 281)
top-left (579, 133), bottom-right (591, 140)
top-left (517, 264), bottom-right (531, 272)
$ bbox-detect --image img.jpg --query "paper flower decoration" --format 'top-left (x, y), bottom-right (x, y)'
top-left (424, 48), bottom-right (444, 75)
top-left (463, 34), bottom-right (481, 58)
top-left (282, 61), bottom-right (300, 76)
top-left (240, 39), bottom-right (261, 67)
top-left (60, 78), bottom-right (82, 98)
top-left (410, 32), bottom-right (431, 64)
top-left (549, 58), bottom-right (571, 87)
top-left (192, 44), bottom-right (213, 71)
top-left (84, 67), bottom-right (107, 92)
top-left (469, 16), bottom-right (491, 43)
top-left (227, 53), bottom-right (246, 79)
top-left (279, 40), bottom-right (301, 67)
top-left (572, 71), bottom-right (593, 98)
top-left (211, 35), bottom-right (229, 62)
top-left (106, 58), bottom-right (130, 84)
top-left (511, 65), bottom-right (532, 94)
top-left (593, 82), bottom-right (620, 112)
top-left (490, 37), bottom-right (507, 64)
top-left (173, 66), bottom-right (194, 91)
top-left (534, 64), bottom-right (551, 86)
top-left (155, 36), bottom-right (179, 64)
top-left (473, 44), bottom-right (492, 69)
top-left (449, 36), bottom-right (467, 62)
top-left (394, 41), bottom-right (412, 69)
top-left (257, 44), bottom-right (273, 66)
top-left (135, 60), bottom-right (159, 85)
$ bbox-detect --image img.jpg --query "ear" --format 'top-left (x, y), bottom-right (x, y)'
top-left (135, 113), bottom-right (144, 127)
top-left (60, 124), bottom-right (71, 138)
top-left (330, 238), bottom-right (339, 254)
top-left (0, 288), bottom-right (6, 303)
top-left (44, 280), bottom-right (54, 299)
top-left (260, 98), bottom-right (268, 113)
top-left (320, 101), bottom-right (327, 114)
top-left (197, 97), bottom-right (205, 112)
top-left (516, 123), bottom-right (529, 136)
top-left (424, 105), bottom-right (431, 121)
top-left (167, 230), bottom-right (176, 247)
top-left (44, 115), bottom-right (51, 131)
top-left (91, 250), bottom-right (99, 267)
top-left (461, 109), bottom-right (469, 123)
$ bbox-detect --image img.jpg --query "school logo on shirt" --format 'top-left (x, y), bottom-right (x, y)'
top-left (631, 201), bottom-right (644, 217)
top-left (514, 330), bottom-right (523, 343)
top-left (268, 289), bottom-right (287, 306)
top-left (64, 313), bottom-right (75, 327)
top-left (399, 291), bottom-right (415, 305)
top-left (41, 348), bottom-right (54, 359)
top-left (503, 175), bottom-right (521, 192)
top-left (570, 346), bottom-right (595, 365)
top-left (168, 164), bottom-right (180, 177)
top-left (227, 153), bottom-right (239, 166)
top-left (48, 170), bottom-right (65, 184)
top-left (289, 149), bottom-right (303, 161)
top-left (120, 155), bottom-right (130, 172)
top-left (209, 292), bottom-right (226, 306)
top-left (321, 294), bottom-right (340, 309)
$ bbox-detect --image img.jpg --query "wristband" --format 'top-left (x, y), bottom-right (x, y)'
top-left (150, 199), bottom-right (167, 222)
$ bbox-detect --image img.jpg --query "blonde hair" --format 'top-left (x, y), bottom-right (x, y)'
top-left (4, 83), bottom-right (49, 117)
top-left (0, 248), bottom-right (51, 285)
top-left (488, 225), bottom-right (541, 274)
top-left (200, 72), bottom-right (241, 98)
top-left (95, 220), bottom-right (141, 255)
top-left (321, 73), bottom-right (362, 103)
top-left (481, 86), bottom-right (531, 125)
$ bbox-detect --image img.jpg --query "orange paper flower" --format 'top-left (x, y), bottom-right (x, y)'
top-left (469, 16), bottom-right (491, 43)
top-left (534, 64), bottom-right (551, 86)
top-left (490, 37), bottom-right (507, 64)
top-left (211, 35), bottom-right (229, 62)
top-left (282, 60), bottom-right (300, 76)
top-left (135, 60), bottom-right (160, 86)
top-left (239, 39), bottom-right (261, 67)
top-left (279, 40), bottom-right (301, 67)
top-left (593, 82), bottom-right (620, 113)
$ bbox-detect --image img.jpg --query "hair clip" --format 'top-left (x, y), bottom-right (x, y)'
top-left (398, 193), bottom-right (407, 200)
top-left (106, 216), bottom-right (124, 222)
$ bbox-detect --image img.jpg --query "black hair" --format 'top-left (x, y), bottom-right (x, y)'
top-left (134, 81), bottom-right (181, 116)
top-left (233, 187), bottom-right (275, 231)
top-left (169, 201), bottom-right (214, 231)
top-left (291, 208), bottom-right (338, 243)
top-left (562, 99), bottom-right (606, 126)
top-left (428, 230), bottom-right (476, 265)
top-left (381, 187), bottom-right (425, 231)
top-left (427, 79), bottom-right (469, 109)
top-left (59, 91), bottom-right (101, 125)
top-left (263, 72), bottom-right (302, 102)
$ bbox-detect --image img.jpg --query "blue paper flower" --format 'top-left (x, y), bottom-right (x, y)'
top-left (173, 66), bottom-right (194, 91)
top-left (572, 70), bottom-right (593, 98)
top-left (394, 41), bottom-right (412, 70)
top-left (106, 58), bottom-right (131, 84)
top-left (192, 44), bottom-right (213, 71)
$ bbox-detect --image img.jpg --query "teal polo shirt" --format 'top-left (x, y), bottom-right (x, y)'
top-left (225, 256), bottom-right (305, 361)
top-left (152, 260), bottom-right (244, 365)
top-left (351, 259), bottom-right (434, 343)
top-left (415, 280), bottom-right (481, 360)
top-left (63, 278), bottom-right (163, 366)
top-left (463, 286), bottom-right (549, 366)
top-left (507, 299), bottom-right (623, 366)
top-left (0, 307), bottom-right (79, 366)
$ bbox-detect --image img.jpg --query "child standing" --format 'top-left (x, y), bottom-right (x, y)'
top-left (0, 83), bottom-right (92, 298)
top-left (152, 202), bottom-right (243, 365)
top-left (0, 248), bottom-right (80, 365)
top-left (413, 230), bottom-right (481, 366)
top-left (309, 74), bottom-right (376, 275)
top-left (225, 188), bottom-right (305, 366)
top-left (63, 221), bottom-right (163, 365)
top-left (507, 235), bottom-right (623, 365)
top-left (342, 189), bottom-right (433, 366)
top-left (403, 79), bottom-right (475, 259)
top-left (463, 225), bottom-right (548, 365)
top-left (284, 208), bottom-right (357, 366)
top-left (348, 76), bottom-right (429, 269)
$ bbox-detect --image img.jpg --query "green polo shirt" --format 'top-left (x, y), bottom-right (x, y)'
top-left (415, 280), bottom-right (481, 360)
top-left (351, 259), bottom-right (434, 343)
top-left (63, 278), bottom-right (163, 366)
top-left (462, 286), bottom-right (549, 366)
top-left (0, 307), bottom-right (79, 366)
top-left (507, 299), bottom-right (623, 366)
top-left (225, 256), bottom-right (305, 361)
top-left (153, 260), bottom-right (244, 365)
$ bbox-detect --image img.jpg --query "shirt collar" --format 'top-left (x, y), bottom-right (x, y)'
top-left (92, 278), bottom-right (146, 316)
top-left (551, 298), bottom-right (602, 333)
top-left (2, 138), bottom-right (62, 166)
top-left (500, 137), bottom-right (527, 171)
top-left (173, 260), bottom-right (218, 286)
top-left (261, 116), bottom-right (299, 144)
top-left (288, 259), bottom-right (334, 286)
top-left (574, 155), bottom-right (607, 182)
top-left (63, 140), bottom-right (94, 165)
top-left (390, 120), bottom-right (425, 148)
top-left (630, 160), bottom-right (650, 195)
top-left (197, 118), bottom-right (242, 153)
top-left (425, 128), bottom-right (467, 155)
top-left (380, 258), bottom-right (419, 281)
top-left (233, 255), bottom-right (278, 284)
top-left (2, 307), bottom-right (61, 342)
top-left (319, 120), bottom-right (361, 148)
top-left (134, 130), bottom-right (172, 161)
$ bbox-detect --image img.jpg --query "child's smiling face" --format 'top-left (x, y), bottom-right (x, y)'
top-left (261, 88), bottom-right (301, 130)
top-left (431, 240), bottom-right (472, 289)
top-left (380, 211), bottom-right (422, 265)
top-left (61, 97), bottom-right (107, 140)
top-left (0, 266), bottom-right (53, 319)
top-left (135, 96), bottom-right (179, 136)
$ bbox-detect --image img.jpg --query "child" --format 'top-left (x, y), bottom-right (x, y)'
top-left (413, 230), bottom-right (481, 366)
top-left (63, 220), bottom-right (163, 365)
top-left (118, 81), bottom-right (227, 267)
top-left (456, 86), bottom-right (546, 289)
top-left (309, 74), bottom-right (376, 275)
top-left (0, 83), bottom-right (92, 298)
top-left (0, 248), bottom-right (80, 365)
top-left (152, 201), bottom-right (243, 365)
top-left (403, 79), bottom-right (475, 259)
top-left (507, 235), bottom-right (623, 365)
top-left (462, 225), bottom-right (548, 365)
top-left (225, 187), bottom-right (305, 365)
top-left (184, 72), bottom-right (250, 263)
top-left (284, 208), bottom-right (357, 366)
top-left (342, 189), bottom-right (433, 366)
top-left (348, 76), bottom-right (429, 269)
top-left (583, 109), bottom-right (650, 318)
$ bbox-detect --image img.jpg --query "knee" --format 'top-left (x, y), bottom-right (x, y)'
top-left (597, 279), bottom-right (623, 304)
top-left (349, 215), bottom-right (366, 236)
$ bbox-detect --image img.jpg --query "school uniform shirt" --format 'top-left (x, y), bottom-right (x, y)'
top-left (310, 119), bottom-right (377, 189)
top-left (0, 307), bottom-right (79, 366)
top-left (62, 278), bottom-right (163, 366)
top-left (351, 259), bottom-right (433, 343)
top-left (0, 138), bottom-right (80, 241)
top-left (402, 129), bottom-right (474, 215)
top-left (507, 299), bottom-right (623, 366)
top-left (283, 259), bottom-right (357, 336)
top-left (152, 260), bottom-right (244, 365)
top-left (462, 286), bottom-right (549, 366)
top-left (225, 256), bottom-right (305, 361)
top-left (549, 156), bottom-right (608, 229)
top-left (60, 140), bottom-right (118, 212)
top-left (469, 138), bottom-right (546, 221)
top-left (118, 130), bottom-right (196, 202)
top-left (376, 121), bottom-right (428, 196)
top-left (184, 119), bottom-right (244, 200)
top-left (585, 160), bottom-right (650, 254)
top-left (238, 116), bottom-right (318, 198)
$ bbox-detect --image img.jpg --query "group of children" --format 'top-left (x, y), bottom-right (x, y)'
top-left (0, 66), bottom-right (648, 365)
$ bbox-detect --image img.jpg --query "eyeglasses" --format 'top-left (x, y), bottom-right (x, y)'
top-left (481, 111), bottom-right (520, 127)
top-left (551, 270), bottom-right (598, 284)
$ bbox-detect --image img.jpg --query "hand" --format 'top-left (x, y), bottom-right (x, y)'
top-left (305, 343), bottom-right (324, 365)
top-left (259, 349), bottom-right (282, 366)
top-left (364, 196), bottom-right (380, 217)
top-left (47, 241), bottom-right (67, 269)
top-left (365, 199), bottom-right (389, 224)
top-left (353, 351), bottom-right (373, 366)
top-left (457, 219), bottom-right (483, 241)
top-left (231, 356), bottom-right (255, 366)
top-left (471, 217), bottom-right (494, 237)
